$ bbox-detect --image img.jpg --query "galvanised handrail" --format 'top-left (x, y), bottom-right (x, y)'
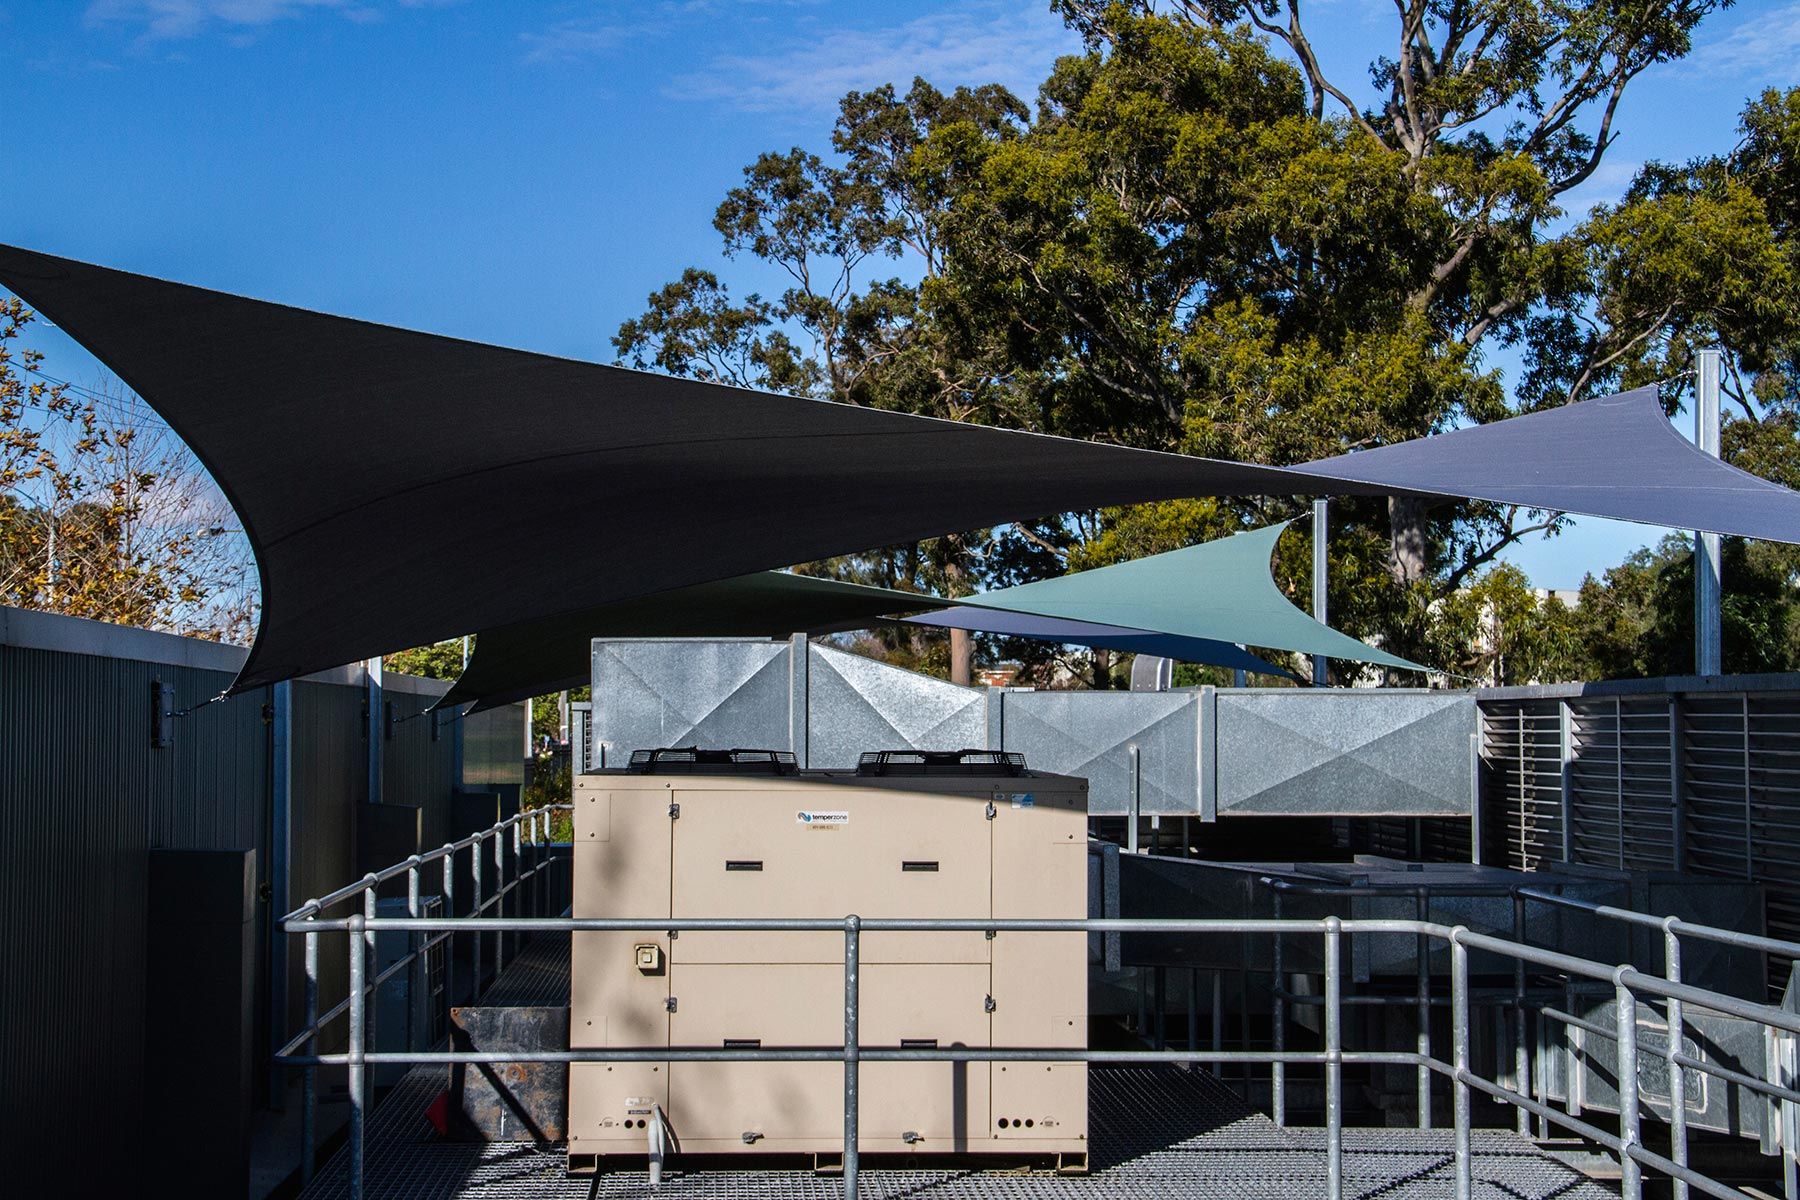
top-left (1259, 870), bottom-right (1800, 1200)
top-left (280, 803), bottom-right (572, 1188)
top-left (278, 904), bottom-right (1800, 1200)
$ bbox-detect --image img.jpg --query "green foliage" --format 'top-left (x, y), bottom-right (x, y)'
top-left (384, 637), bottom-right (468, 680)
top-left (616, 2), bottom-right (1800, 685)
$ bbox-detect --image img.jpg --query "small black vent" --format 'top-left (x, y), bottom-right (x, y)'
top-left (626, 747), bottom-right (799, 775)
top-left (855, 749), bottom-right (1027, 777)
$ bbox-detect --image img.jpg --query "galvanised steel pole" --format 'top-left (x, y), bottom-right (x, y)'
top-left (363, 879), bottom-right (379, 1094)
top-left (1664, 921), bottom-right (1689, 1200)
top-left (441, 845), bottom-right (456, 1009)
top-left (843, 915), bottom-right (861, 1199)
top-left (1324, 916), bottom-right (1343, 1200)
top-left (1513, 893), bottom-right (1530, 1135)
top-left (471, 835), bottom-right (484, 994)
top-left (407, 856), bottom-right (422, 1058)
top-left (1313, 499), bottom-right (1329, 686)
top-left (1695, 347), bottom-right (1723, 677)
top-left (347, 912), bottom-right (367, 1200)
top-left (301, 916), bottom-right (319, 1185)
top-left (1417, 889), bottom-right (1433, 1129)
top-left (1452, 930), bottom-right (1472, 1200)
top-left (1272, 889), bottom-right (1286, 1125)
top-left (1616, 975), bottom-right (1643, 1200)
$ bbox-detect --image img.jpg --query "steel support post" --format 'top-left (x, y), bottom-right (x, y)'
top-left (1695, 347), bottom-right (1723, 677)
top-left (1313, 499), bottom-right (1329, 687)
top-left (1324, 917), bottom-right (1343, 1200)
top-left (1616, 978), bottom-right (1643, 1200)
top-left (1664, 922), bottom-right (1689, 1200)
top-left (1417, 889), bottom-right (1433, 1129)
top-left (1272, 890), bottom-right (1286, 1125)
top-left (1188, 968), bottom-right (1200, 1070)
top-left (511, 818), bottom-right (523, 958)
top-left (268, 679), bottom-right (293, 1110)
top-left (1566, 978), bottom-right (1582, 1117)
top-left (1452, 932), bottom-right (1472, 1200)
top-left (347, 912), bottom-right (367, 1200)
top-left (1513, 894), bottom-right (1530, 1134)
top-left (843, 915), bottom-right (861, 1200)
top-left (301, 918), bottom-right (319, 1185)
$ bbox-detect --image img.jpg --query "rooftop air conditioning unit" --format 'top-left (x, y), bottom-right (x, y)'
top-left (567, 747), bottom-right (1089, 1171)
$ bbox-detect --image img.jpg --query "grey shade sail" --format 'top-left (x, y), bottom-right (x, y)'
top-left (1297, 386), bottom-right (1800, 542)
top-left (0, 245), bottom-right (1392, 692)
top-left (438, 572), bottom-right (947, 712)
top-left (948, 523), bottom-right (1426, 672)
top-left (901, 606), bottom-right (1293, 678)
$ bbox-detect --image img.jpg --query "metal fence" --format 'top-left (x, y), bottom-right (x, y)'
top-left (590, 637), bottom-right (1477, 819)
top-left (1479, 675), bottom-right (1800, 993)
top-left (282, 812), bottom-right (1800, 1200)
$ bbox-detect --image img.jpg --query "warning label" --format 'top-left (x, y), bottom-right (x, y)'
top-left (1001, 792), bottom-right (1036, 809)
top-left (795, 809), bottom-right (850, 828)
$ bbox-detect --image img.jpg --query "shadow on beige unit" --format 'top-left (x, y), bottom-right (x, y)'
top-left (567, 748), bottom-right (1089, 1173)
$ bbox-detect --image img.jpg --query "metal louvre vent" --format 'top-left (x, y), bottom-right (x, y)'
top-left (1478, 698), bottom-right (1565, 872)
top-left (1565, 697), bottom-right (1676, 872)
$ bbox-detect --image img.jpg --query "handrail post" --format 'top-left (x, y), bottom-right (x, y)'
top-left (1513, 892), bottom-right (1530, 1134)
top-left (362, 877), bottom-right (379, 1084)
top-left (1272, 889), bottom-right (1286, 1125)
top-left (1452, 929), bottom-right (1472, 1200)
top-left (1324, 916), bottom-right (1343, 1200)
top-left (471, 833), bottom-right (484, 994)
top-left (347, 912), bottom-right (367, 1200)
top-left (511, 816), bottom-right (523, 956)
top-left (301, 913), bottom-right (319, 1185)
top-left (1616, 972), bottom-right (1643, 1200)
top-left (1417, 888), bottom-right (1432, 1129)
top-left (1665, 920), bottom-right (1689, 1200)
top-left (494, 825), bottom-right (507, 974)
top-left (441, 844), bottom-right (456, 1010)
top-left (407, 856), bottom-right (422, 1058)
top-left (843, 914), bottom-right (861, 1200)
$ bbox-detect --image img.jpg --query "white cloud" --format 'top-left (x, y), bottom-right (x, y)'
top-left (518, 17), bottom-right (630, 65)
top-left (1672, 0), bottom-right (1800, 81)
top-left (84, 0), bottom-right (411, 40)
top-left (670, 1), bottom-right (1080, 114)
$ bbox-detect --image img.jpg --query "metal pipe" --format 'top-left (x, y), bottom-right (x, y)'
top-left (1451, 931), bottom-right (1471, 1200)
top-left (1512, 893), bottom-right (1529, 1134)
top-left (347, 912), bottom-right (367, 1200)
top-left (1324, 917), bottom-right (1342, 1200)
top-left (843, 914), bottom-right (860, 1200)
top-left (1272, 888), bottom-right (1285, 1125)
top-left (1666, 922), bottom-right (1690, 1200)
top-left (441, 845), bottom-right (456, 1010)
top-left (1616, 976), bottom-right (1643, 1200)
top-left (407, 856), bottom-right (421, 1060)
top-left (284, 1046), bottom-right (1434, 1067)
top-left (301, 917), bottom-right (318, 1186)
top-left (1417, 889), bottom-right (1432, 1129)
top-left (1695, 346), bottom-right (1722, 677)
top-left (471, 832), bottom-right (483, 995)
top-left (362, 879), bottom-right (378, 1097)
top-left (1313, 498), bottom-right (1328, 686)
top-left (494, 825), bottom-right (507, 974)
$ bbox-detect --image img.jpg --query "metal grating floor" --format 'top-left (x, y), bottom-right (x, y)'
top-left (298, 935), bottom-right (1615, 1200)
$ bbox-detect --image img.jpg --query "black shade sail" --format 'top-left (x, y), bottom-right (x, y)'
top-left (439, 572), bottom-right (947, 712)
top-left (0, 245), bottom-right (1385, 691)
top-left (5, 244), bottom-right (1800, 693)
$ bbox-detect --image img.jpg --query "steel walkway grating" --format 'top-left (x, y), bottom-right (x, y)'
top-left (298, 936), bottom-right (1615, 1200)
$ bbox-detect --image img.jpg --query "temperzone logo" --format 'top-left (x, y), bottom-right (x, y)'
top-left (795, 809), bottom-right (850, 828)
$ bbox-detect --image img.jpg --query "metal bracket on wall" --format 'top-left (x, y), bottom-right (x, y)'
top-left (150, 680), bottom-right (176, 749)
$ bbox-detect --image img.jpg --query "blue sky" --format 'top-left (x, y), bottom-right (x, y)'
top-left (5, 0), bottom-right (1800, 589)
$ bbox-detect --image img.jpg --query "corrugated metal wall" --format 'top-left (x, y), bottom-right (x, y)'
top-left (0, 607), bottom-right (525, 1188)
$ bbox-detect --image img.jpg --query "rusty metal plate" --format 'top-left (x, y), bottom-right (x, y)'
top-left (448, 1006), bottom-right (569, 1142)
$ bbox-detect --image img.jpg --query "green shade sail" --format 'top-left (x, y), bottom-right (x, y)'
top-left (956, 523), bottom-right (1426, 673)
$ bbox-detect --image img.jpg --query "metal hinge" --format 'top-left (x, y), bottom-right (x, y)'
top-left (668, 802), bottom-right (680, 820)
top-left (984, 995), bottom-right (997, 1014)
top-left (665, 996), bottom-right (678, 1013)
top-left (985, 801), bottom-right (996, 821)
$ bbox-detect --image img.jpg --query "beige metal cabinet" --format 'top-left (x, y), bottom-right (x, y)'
top-left (567, 763), bottom-right (1088, 1169)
